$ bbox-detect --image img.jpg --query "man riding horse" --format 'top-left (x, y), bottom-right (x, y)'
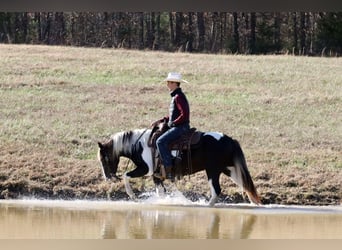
top-left (98, 73), bottom-right (261, 205)
top-left (151, 72), bottom-right (190, 181)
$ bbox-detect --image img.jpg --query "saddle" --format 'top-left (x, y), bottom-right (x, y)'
top-left (148, 123), bottom-right (202, 151)
top-left (169, 128), bottom-right (202, 150)
top-left (148, 121), bottom-right (203, 180)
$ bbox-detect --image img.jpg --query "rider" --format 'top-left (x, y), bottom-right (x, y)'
top-left (151, 72), bottom-right (190, 181)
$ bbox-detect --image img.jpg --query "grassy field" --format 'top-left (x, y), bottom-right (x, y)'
top-left (0, 44), bottom-right (341, 205)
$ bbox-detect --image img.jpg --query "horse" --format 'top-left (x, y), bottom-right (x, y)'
top-left (97, 127), bottom-right (261, 206)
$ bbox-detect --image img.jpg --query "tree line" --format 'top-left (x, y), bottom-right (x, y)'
top-left (0, 12), bottom-right (341, 56)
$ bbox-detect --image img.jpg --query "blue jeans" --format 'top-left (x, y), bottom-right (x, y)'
top-left (156, 123), bottom-right (190, 168)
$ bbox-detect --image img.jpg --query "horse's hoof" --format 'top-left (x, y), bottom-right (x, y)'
top-left (126, 191), bottom-right (137, 201)
top-left (208, 197), bottom-right (218, 207)
top-left (129, 195), bottom-right (137, 201)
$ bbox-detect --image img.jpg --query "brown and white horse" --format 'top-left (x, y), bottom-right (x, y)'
top-left (97, 128), bottom-right (261, 206)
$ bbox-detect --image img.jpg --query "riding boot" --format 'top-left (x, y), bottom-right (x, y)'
top-left (165, 166), bottom-right (175, 182)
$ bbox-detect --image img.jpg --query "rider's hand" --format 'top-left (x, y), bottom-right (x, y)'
top-left (168, 121), bottom-right (175, 128)
top-left (150, 119), bottom-right (161, 127)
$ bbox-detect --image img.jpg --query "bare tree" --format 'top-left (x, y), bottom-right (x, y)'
top-left (169, 12), bottom-right (174, 46)
top-left (274, 12), bottom-right (281, 52)
top-left (197, 12), bottom-right (205, 51)
top-left (187, 12), bottom-right (194, 52)
top-left (292, 12), bottom-right (298, 54)
top-left (300, 12), bottom-right (306, 54)
top-left (175, 12), bottom-right (183, 49)
top-left (250, 12), bottom-right (256, 54)
top-left (232, 12), bottom-right (239, 53)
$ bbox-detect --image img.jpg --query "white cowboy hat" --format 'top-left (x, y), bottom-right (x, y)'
top-left (164, 72), bottom-right (189, 83)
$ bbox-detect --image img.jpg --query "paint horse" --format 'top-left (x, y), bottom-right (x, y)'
top-left (97, 126), bottom-right (261, 206)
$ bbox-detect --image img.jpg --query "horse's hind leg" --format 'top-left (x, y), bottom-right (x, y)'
top-left (207, 171), bottom-right (221, 206)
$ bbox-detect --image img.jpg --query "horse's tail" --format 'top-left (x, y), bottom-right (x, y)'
top-left (231, 140), bottom-right (262, 205)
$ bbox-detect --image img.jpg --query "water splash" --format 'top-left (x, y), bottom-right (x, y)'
top-left (2, 196), bottom-right (341, 214)
top-left (140, 190), bottom-right (195, 206)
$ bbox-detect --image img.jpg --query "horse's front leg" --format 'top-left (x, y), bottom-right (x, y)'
top-left (123, 165), bottom-right (150, 200)
top-left (123, 173), bottom-right (137, 200)
top-left (152, 176), bottom-right (167, 197)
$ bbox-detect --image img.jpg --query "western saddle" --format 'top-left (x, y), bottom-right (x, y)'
top-left (148, 121), bottom-right (203, 180)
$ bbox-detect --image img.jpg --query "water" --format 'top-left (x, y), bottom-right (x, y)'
top-left (0, 193), bottom-right (341, 239)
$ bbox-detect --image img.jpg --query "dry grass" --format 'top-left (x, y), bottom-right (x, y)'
top-left (0, 44), bottom-right (341, 205)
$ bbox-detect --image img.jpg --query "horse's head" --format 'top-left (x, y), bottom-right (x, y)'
top-left (97, 139), bottom-right (120, 181)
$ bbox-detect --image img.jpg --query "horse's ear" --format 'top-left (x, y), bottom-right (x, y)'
top-left (98, 142), bottom-right (103, 149)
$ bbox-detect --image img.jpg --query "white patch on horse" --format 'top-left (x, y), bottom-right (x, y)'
top-left (133, 129), bottom-right (154, 176)
top-left (142, 150), bottom-right (154, 175)
top-left (204, 132), bottom-right (224, 141)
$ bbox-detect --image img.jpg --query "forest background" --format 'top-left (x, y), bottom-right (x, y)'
top-left (0, 12), bottom-right (341, 56)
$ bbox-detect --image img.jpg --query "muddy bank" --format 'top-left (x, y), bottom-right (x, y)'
top-left (0, 177), bottom-right (340, 206)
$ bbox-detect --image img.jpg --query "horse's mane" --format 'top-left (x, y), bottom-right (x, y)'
top-left (111, 129), bottom-right (150, 156)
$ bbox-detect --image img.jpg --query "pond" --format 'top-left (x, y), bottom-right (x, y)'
top-left (0, 193), bottom-right (341, 239)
